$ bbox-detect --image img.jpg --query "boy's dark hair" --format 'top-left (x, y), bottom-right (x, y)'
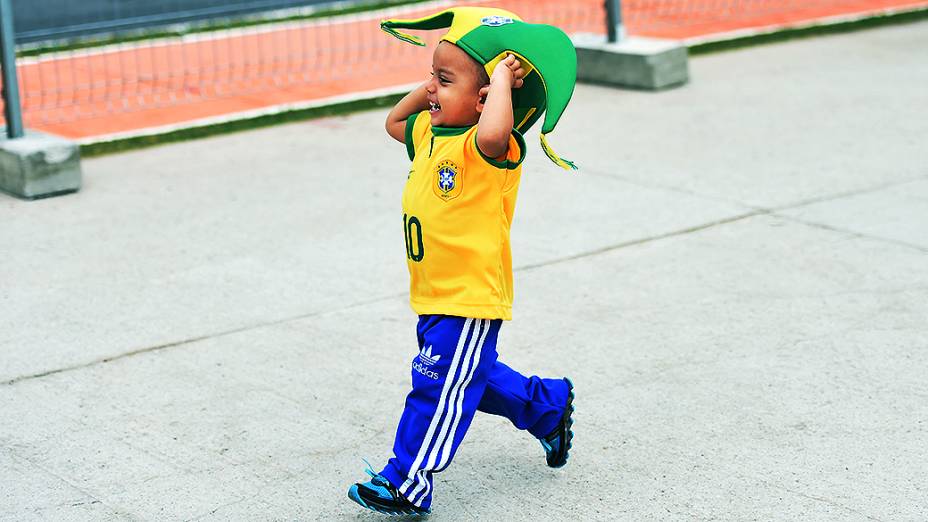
top-left (467, 53), bottom-right (490, 87)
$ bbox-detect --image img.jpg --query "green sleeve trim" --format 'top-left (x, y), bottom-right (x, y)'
top-left (475, 128), bottom-right (526, 170)
top-left (404, 111), bottom-right (419, 161)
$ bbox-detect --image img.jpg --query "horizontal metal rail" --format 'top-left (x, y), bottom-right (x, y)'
top-left (14, 0), bottom-right (338, 43)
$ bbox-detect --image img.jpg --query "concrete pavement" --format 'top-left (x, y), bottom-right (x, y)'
top-left (2, 21), bottom-right (927, 521)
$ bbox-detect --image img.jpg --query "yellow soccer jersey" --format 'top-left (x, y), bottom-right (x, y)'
top-left (402, 110), bottom-right (526, 320)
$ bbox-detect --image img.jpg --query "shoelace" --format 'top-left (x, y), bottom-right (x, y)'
top-left (361, 458), bottom-right (392, 488)
top-left (361, 458), bottom-right (376, 477)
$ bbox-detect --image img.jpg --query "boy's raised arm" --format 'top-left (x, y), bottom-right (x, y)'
top-left (476, 54), bottom-right (524, 159)
top-left (386, 83), bottom-right (430, 143)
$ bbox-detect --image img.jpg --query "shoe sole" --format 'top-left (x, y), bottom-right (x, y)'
top-left (348, 484), bottom-right (430, 516)
top-left (548, 377), bottom-right (575, 468)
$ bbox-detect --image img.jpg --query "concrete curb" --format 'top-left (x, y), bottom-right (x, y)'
top-left (687, 4), bottom-right (928, 54)
top-left (573, 34), bottom-right (689, 91)
top-left (77, 6), bottom-right (928, 156)
top-left (0, 131), bottom-right (82, 200)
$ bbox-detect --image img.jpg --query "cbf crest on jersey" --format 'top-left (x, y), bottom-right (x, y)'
top-left (433, 159), bottom-right (462, 201)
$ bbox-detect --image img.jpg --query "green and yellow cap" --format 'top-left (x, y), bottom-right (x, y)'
top-left (381, 7), bottom-right (578, 170)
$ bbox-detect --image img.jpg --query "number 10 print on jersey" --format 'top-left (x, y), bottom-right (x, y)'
top-left (404, 214), bottom-right (424, 262)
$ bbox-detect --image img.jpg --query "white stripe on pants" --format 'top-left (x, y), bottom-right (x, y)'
top-left (398, 318), bottom-right (480, 499)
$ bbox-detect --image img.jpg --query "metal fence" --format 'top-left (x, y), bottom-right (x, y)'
top-left (1, 0), bottom-right (924, 138)
top-left (13, 0), bottom-right (336, 43)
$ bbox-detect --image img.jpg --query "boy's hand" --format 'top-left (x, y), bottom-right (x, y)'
top-left (488, 54), bottom-right (525, 91)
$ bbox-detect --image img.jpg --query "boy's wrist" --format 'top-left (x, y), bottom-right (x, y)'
top-left (490, 71), bottom-right (513, 87)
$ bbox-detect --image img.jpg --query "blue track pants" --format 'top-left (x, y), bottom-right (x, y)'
top-left (379, 315), bottom-right (570, 510)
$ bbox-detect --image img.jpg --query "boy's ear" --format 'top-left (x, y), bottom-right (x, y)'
top-left (476, 84), bottom-right (489, 113)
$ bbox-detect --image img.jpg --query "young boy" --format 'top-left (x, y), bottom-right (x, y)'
top-left (348, 7), bottom-right (578, 515)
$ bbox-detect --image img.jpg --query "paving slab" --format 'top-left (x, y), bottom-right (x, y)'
top-left (556, 21), bottom-right (928, 209)
top-left (0, 112), bottom-right (747, 382)
top-left (0, 449), bottom-right (126, 521)
top-left (779, 177), bottom-right (928, 250)
top-left (2, 215), bottom-right (926, 521)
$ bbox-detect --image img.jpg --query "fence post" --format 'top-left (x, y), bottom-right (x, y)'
top-left (0, 0), bottom-right (23, 139)
top-left (0, 0), bottom-right (80, 200)
top-left (606, 0), bottom-right (625, 43)
top-left (576, 0), bottom-right (688, 90)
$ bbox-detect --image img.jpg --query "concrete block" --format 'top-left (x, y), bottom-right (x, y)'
top-left (573, 34), bottom-right (689, 90)
top-left (0, 130), bottom-right (81, 199)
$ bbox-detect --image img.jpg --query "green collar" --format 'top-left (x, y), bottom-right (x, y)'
top-left (431, 125), bottom-right (472, 137)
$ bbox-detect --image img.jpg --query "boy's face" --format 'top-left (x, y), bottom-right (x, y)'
top-left (426, 42), bottom-right (485, 127)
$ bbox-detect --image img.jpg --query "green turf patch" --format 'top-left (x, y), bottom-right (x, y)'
top-left (79, 92), bottom-right (405, 157)
top-left (689, 7), bottom-right (928, 55)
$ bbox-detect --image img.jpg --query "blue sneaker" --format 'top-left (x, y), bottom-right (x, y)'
top-left (347, 462), bottom-right (430, 516)
top-left (539, 377), bottom-right (574, 468)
